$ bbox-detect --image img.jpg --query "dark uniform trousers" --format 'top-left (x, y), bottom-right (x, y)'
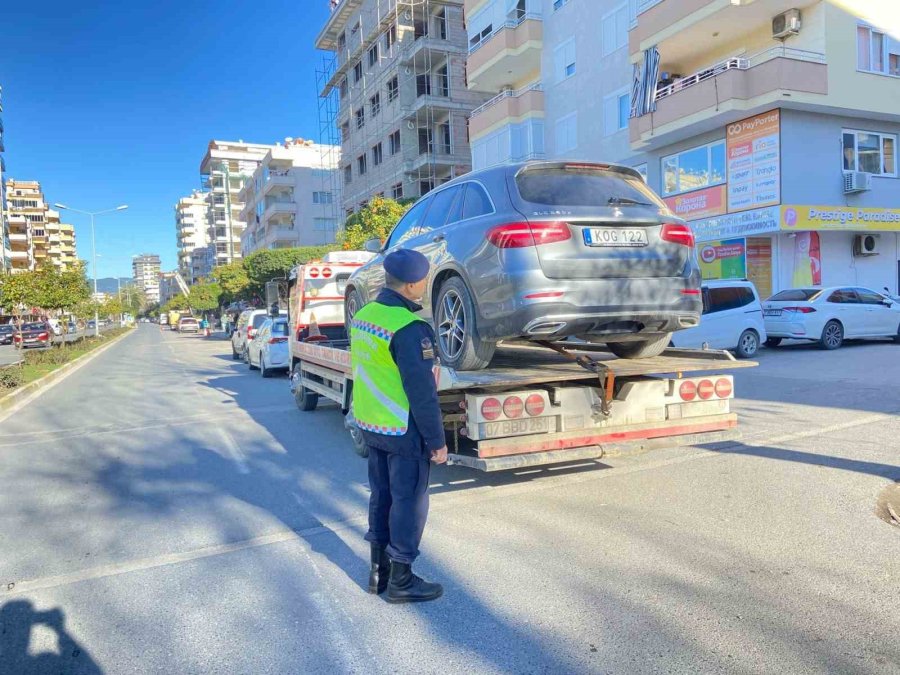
top-left (364, 447), bottom-right (431, 564)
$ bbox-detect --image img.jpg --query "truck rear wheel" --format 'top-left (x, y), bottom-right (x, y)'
top-left (606, 333), bottom-right (670, 359)
top-left (293, 363), bottom-right (319, 411)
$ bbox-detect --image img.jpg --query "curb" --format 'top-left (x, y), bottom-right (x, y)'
top-left (0, 328), bottom-right (135, 421)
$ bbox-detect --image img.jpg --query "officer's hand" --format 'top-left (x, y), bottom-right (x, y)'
top-left (431, 446), bottom-right (448, 464)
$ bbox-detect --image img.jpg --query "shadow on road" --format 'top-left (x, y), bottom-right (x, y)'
top-left (0, 600), bottom-right (102, 675)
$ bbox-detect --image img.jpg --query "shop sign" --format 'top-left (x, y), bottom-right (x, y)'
top-left (663, 184), bottom-right (726, 221)
top-left (690, 206), bottom-right (780, 242)
top-left (781, 205), bottom-right (900, 231)
top-left (697, 238), bottom-right (747, 280)
top-left (726, 110), bottom-right (781, 212)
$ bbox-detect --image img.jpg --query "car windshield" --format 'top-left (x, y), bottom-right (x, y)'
top-left (22, 323), bottom-right (46, 331)
top-left (515, 166), bottom-right (665, 208)
top-left (768, 289), bottom-right (821, 301)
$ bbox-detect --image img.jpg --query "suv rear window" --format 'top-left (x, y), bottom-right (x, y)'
top-left (704, 286), bottom-right (755, 314)
top-left (515, 167), bottom-right (664, 207)
top-left (769, 289), bottom-right (820, 301)
top-left (271, 322), bottom-right (289, 337)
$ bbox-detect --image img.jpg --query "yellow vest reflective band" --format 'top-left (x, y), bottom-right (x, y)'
top-left (350, 302), bottom-right (425, 436)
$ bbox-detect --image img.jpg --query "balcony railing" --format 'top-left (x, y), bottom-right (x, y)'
top-left (655, 46), bottom-right (826, 101)
top-left (468, 12), bottom-right (542, 55)
top-left (470, 82), bottom-right (543, 117)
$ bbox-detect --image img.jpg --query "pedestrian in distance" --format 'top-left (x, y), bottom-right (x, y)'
top-left (350, 248), bottom-right (447, 604)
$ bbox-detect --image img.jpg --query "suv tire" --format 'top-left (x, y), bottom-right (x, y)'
top-left (735, 330), bottom-right (760, 359)
top-left (606, 333), bottom-right (670, 359)
top-left (434, 277), bottom-right (496, 371)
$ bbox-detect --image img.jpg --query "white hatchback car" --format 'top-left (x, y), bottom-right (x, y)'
top-left (670, 280), bottom-right (766, 358)
top-left (763, 286), bottom-right (900, 349)
top-left (247, 317), bottom-right (290, 377)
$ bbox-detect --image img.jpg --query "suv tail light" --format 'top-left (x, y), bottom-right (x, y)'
top-left (783, 306), bottom-right (816, 313)
top-left (268, 336), bottom-right (288, 344)
top-left (660, 223), bottom-right (695, 248)
top-left (38, 332), bottom-right (49, 340)
top-left (248, 328), bottom-right (256, 338)
top-left (487, 221), bottom-right (571, 248)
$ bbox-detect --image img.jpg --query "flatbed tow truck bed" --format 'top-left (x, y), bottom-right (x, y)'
top-left (290, 339), bottom-right (755, 471)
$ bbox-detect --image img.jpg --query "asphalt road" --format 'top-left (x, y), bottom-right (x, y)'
top-left (0, 325), bottom-right (898, 674)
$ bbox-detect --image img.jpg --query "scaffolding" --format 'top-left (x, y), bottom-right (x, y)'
top-left (316, 55), bottom-right (344, 242)
top-left (318, 0), bottom-right (478, 219)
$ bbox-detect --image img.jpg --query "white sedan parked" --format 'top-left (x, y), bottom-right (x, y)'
top-left (763, 286), bottom-right (900, 350)
top-left (247, 317), bottom-right (291, 377)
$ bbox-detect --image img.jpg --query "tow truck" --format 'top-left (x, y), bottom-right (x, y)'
top-left (286, 257), bottom-right (755, 472)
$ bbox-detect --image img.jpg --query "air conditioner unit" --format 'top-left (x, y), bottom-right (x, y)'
top-left (852, 234), bottom-right (879, 257)
top-left (772, 9), bottom-right (801, 39)
top-left (843, 170), bottom-right (872, 193)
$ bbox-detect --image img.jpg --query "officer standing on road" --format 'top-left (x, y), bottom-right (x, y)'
top-left (350, 249), bottom-right (447, 604)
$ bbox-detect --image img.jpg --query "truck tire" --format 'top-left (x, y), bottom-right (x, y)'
top-left (606, 333), bottom-right (670, 359)
top-left (293, 363), bottom-right (319, 411)
top-left (434, 277), bottom-right (496, 371)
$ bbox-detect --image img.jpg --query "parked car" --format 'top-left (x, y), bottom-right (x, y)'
top-left (763, 286), bottom-right (900, 349)
top-left (247, 317), bottom-right (290, 377)
top-left (47, 318), bottom-right (62, 336)
top-left (0, 324), bottom-right (15, 345)
top-left (178, 317), bottom-right (200, 333)
top-left (13, 322), bottom-right (52, 349)
top-left (231, 309), bottom-right (286, 361)
top-left (670, 280), bottom-right (766, 358)
top-left (345, 161), bottom-right (701, 370)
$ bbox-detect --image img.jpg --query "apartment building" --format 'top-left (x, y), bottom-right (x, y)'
top-left (175, 190), bottom-right (210, 284)
top-left (158, 271), bottom-right (181, 306)
top-left (2, 179), bottom-right (78, 273)
top-left (465, 0), bottom-right (636, 170)
top-left (190, 246), bottom-right (215, 286)
top-left (132, 254), bottom-right (161, 304)
top-left (0, 84), bottom-right (8, 273)
top-left (199, 140), bottom-right (272, 267)
top-left (239, 139), bottom-right (341, 254)
top-left (628, 0), bottom-right (900, 297)
top-left (316, 0), bottom-right (491, 218)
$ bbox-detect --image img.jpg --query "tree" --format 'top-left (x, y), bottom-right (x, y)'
top-left (337, 196), bottom-right (412, 250)
top-left (242, 247), bottom-right (336, 296)
top-left (188, 282), bottom-right (222, 314)
top-left (161, 295), bottom-right (190, 313)
top-left (33, 263), bottom-right (91, 319)
top-left (210, 261), bottom-right (251, 304)
top-left (99, 297), bottom-right (124, 319)
top-left (0, 270), bottom-right (43, 327)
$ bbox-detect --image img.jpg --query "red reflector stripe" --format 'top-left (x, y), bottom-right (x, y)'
top-left (681, 289), bottom-right (701, 295)
top-left (524, 291), bottom-right (565, 299)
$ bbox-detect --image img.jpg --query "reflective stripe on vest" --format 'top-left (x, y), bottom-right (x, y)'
top-left (350, 302), bottom-right (425, 436)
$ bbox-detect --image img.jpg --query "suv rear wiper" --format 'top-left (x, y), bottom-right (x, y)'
top-left (608, 197), bottom-right (655, 206)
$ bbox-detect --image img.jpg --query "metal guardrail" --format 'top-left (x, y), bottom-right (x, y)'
top-left (470, 83), bottom-right (543, 118)
top-left (654, 46), bottom-right (826, 101)
top-left (468, 12), bottom-right (542, 56)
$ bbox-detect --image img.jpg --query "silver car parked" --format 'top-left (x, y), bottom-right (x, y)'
top-left (345, 161), bottom-right (702, 370)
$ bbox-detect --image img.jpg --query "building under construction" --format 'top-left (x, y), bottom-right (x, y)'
top-left (316, 0), bottom-right (491, 219)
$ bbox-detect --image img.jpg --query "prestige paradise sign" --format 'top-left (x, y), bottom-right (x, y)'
top-left (782, 205), bottom-right (900, 230)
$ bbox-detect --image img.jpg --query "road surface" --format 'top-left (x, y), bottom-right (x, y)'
top-left (0, 325), bottom-right (898, 673)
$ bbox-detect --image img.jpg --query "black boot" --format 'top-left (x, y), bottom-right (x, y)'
top-left (385, 561), bottom-right (443, 604)
top-left (368, 543), bottom-right (390, 594)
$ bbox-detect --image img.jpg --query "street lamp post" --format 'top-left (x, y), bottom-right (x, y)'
top-left (54, 203), bottom-right (128, 337)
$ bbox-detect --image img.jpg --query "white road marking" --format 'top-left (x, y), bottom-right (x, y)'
top-left (217, 427), bottom-right (250, 474)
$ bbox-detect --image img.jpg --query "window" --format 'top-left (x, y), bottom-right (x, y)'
top-left (770, 289), bottom-right (821, 302)
top-left (353, 61), bottom-right (363, 83)
top-left (355, 108), bottom-right (365, 130)
top-left (391, 182), bottom-right (403, 199)
top-left (662, 140), bottom-right (726, 195)
top-left (344, 165), bottom-right (352, 184)
top-left (601, 4), bottom-right (629, 57)
top-left (384, 24), bottom-right (397, 52)
top-left (420, 185), bottom-right (464, 232)
top-left (372, 142), bottom-right (383, 166)
top-left (857, 24), bottom-right (900, 76)
top-left (416, 73), bottom-right (432, 97)
top-left (418, 128), bottom-right (433, 155)
top-left (435, 8), bottom-right (448, 40)
top-left (368, 44), bottom-right (379, 67)
top-left (634, 164), bottom-right (648, 182)
top-left (337, 32), bottom-right (346, 53)
top-left (842, 129), bottom-right (896, 176)
top-left (439, 122), bottom-right (451, 154)
top-left (357, 154), bottom-right (367, 175)
top-left (386, 198), bottom-right (430, 248)
top-left (312, 192), bottom-right (333, 204)
top-left (339, 79), bottom-right (348, 99)
top-left (704, 286), bottom-right (755, 314)
top-left (554, 39), bottom-right (576, 82)
top-left (516, 166), bottom-right (664, 207)
top-left (462, 183), bottom-right (493, 219)
top-left (436, 65), bottom-right (450, 97)
top-left (555, 112), bottom-right (578, 153)
top-left (469, 24), bottom-right (492, 49)
top-left (553, 0), bottom-right (570, 10)
top-left (414, 19), bottom-right (428, 40)
top-left (370, 93), bottom-right (381, 117)
top-left (389, 130), bottom-right (401, 155)
top-left (420, 179), bottom-right (435, 195)
top-left (314, 217), bottom-right (338, 233)
top-left (387, 76), bottom-right (399, 102)
top-left (854, 287), bottom-right (886, 304)
top-left (509, 0), bottom-right (526, 21)
top-left (827, 289), bottom-right (860, 304)
top-left (603, 90), bottom-right (630, 136)
top-left (340, 122), bottom-right (350, 142)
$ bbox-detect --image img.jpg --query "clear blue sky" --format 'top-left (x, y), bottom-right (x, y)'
top-left (1, 0), bottom-right (332, 278)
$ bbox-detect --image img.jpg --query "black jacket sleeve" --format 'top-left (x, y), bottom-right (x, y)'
top-left (390, 322), bottom-right (445, 452)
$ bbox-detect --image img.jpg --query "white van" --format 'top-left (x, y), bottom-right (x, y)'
top-left (671, 280), bottom-right (767, 358)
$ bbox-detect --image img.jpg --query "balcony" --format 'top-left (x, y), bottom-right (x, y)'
top-left (469, 83), bottom-right (544, 140)
top-left (403, 150), bottom-right (464, 174)
top-left (467, 15), bottom-right (542, 92)
top-left (630, 46), bottom-right (827, 148)
top-left (9, 232), bottom-right (27, 243)
top-left (400, 36), bottom-right (467, 67)
top-left (263, 171), bottom-right (294, 193)
top-left (263, 201), bottom-right (297, 222)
